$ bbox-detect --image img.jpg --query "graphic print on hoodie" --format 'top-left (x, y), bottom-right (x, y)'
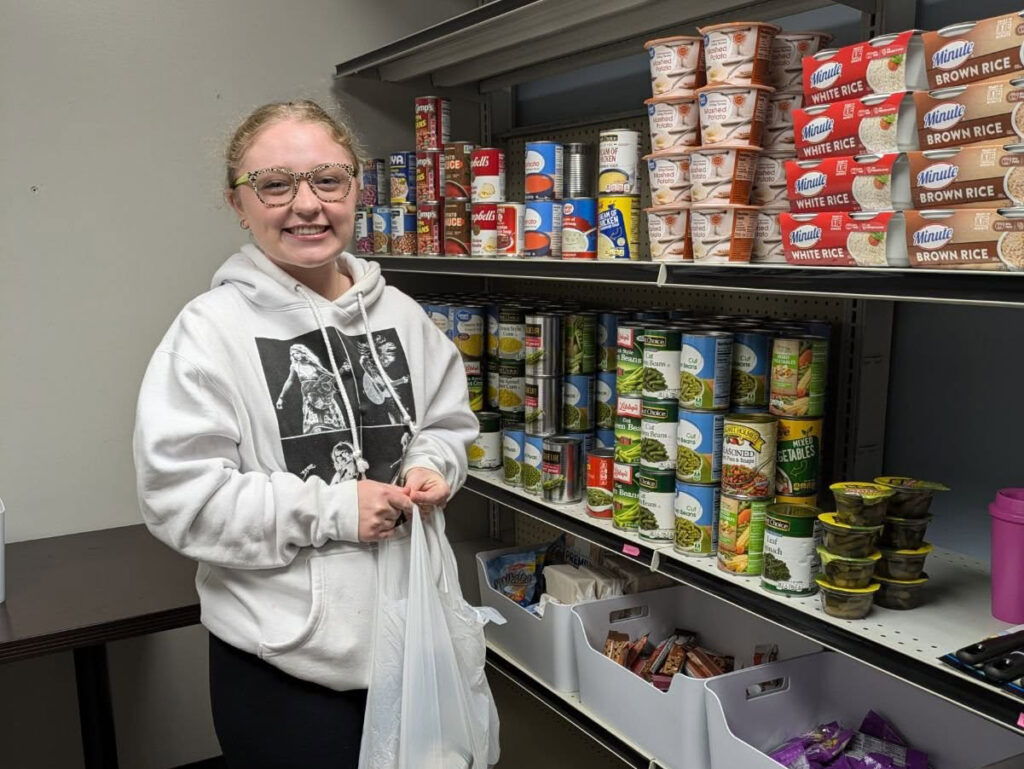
top-left (256, 326), bottom-right (415, 485)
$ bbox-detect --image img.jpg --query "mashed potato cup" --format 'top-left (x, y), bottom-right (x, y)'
top-left (646, 95), bottom-right (700, 152)
top-left (646, 35), bottom-right (705, 97)
top-left (690, 203), bottom-right (759, 263)
top-left (645, 204), bottom-right (691, 262)
top-left (644, 151), bottom-right (693, 205)
top-left (697, 84), bottom-right (774, 148)
top-left (689, 145), bottom-right (761, 204)
top-left (699, 21), bottom-right (781, 87)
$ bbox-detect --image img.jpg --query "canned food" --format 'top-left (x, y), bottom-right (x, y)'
top-left (522, 434), bottom-right (545, 496)
top-left (597, 428), bottom-right (616, 449)
top-left (597, 312), bottom-right (619, 372)
top-left (444, 141), bottom-right (474, 200)
top-left (776, 417), bottom-right (824, 497)
top-left (614, 394), bottom-right (643, 463)
top-left (469, 411), bottom-right (502, 469)
top-left (354, 207), bottom-right (372, 254)
top-left (371, 205), bottom-right (391, 254)
top-left (762, 503), bottom-right (821, 595)
top-left (675, 482), bottom-right (721, 556)
top-left (616, 324), bottom-right (645, 395)
top-left (563, 374), bottom-right (595, 431)
top-left (525, 141), bottom-right (564, 200)
top-left (638, 468), bottom-right (677, 541)
top-left (542, 436), bottom-right (583, 503)
top-left (416, 151), bottom-right (444, 204)
top-left (613, 461), bottom-right (641, 530)
top-left (466, 374), bottom-right (484, 412)
top-left (416, 203), bottom-right (443, 255)
top-left (646, 152), bottom-right (693, 206)
top-left (596, 370), bottom-right (617, 430)
top-left (597, 196), bottom-right (641, 260)
top-left (561, 198), bottom-right (598, 259)
top-left (444, 199), bottom-right (472, 256)
top-left (424, 302), bottom-right (450, 337)
top-left (414, 95), bottom-right (450, 151)
top-left (471, 147), bottom-right (506, 203)
top-left (598, 129), bottom-right (641, 194)
top-left (360, 158), bottom-right (385, 207)
top-left (566, 431), bottom-right (596, 458)
top-left (451, 305), bottom-right (485, 359)
top-left (497, 304), bottom-right (526, 361)
top-left (718, 494), bottom-right (770, 575)
top-left (641, 398), bottom-right (679, 470)
top-left (680, 331), bottom-right (734, 410)
top-left (487, 368), bottom-right (500, 410)
top-left (722, 413), bottom-right (778, 498)
top-left (471, 203), bottom-right (499, 257)
top-left (525, 375), bottom-right (561, 436)
top-left (777, 493), bottom-right (818, 506)
top-left (676, 409), bottom-right (725, 483)
top-left (587, 448), bottom-right (615, 518)
top-left (390, 207), bottom-right (417, 255)
top-left (463, 358), bottom-right (484, 377)
top-left (524, 201), bottom-right (563, 257)
top-left (563, 313), bottom-right (596, 374)
top-left (498, 360), bottom-right (526, 415)
top-left (642, 327), bottom-right (682, 399)
top-left (389, 151), bottom-right (417, 211)
top-left (732, 330), bottom-right (773, 407)
top-left (525, 313), bottom-right (562, 376)
top-left (770, 336), bottom-right (828, 418)
top-left (486, 304), bottom-right (499, 359)
top-left (497, 203), bottom-right (525, 257)
top-left (565, 143), bottom-right (592, 197)
top-left (502, 422), bottom-right (525, 486)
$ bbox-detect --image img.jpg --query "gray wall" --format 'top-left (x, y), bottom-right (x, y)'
top-left (0, 1), bottom-right (475, 766)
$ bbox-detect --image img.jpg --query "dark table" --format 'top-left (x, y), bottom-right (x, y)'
top-left (0, 524), bottom-right (200, 768)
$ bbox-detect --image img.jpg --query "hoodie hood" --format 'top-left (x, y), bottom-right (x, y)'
top-left (212, 243), bottom-right (386, 317)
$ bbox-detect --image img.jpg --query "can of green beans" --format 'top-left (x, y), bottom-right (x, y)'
top-left (525, 375), bottom-right (561, 436)
top-left (637, 468), bottom-right (676, 541)
top-left (563, 313), bottom-right (597, 374)
top-left (612, 461), bottom-right (640, 531)
top-left (676, 409), bottom-right (724, 484)
top-left (762, 503), bottom-right (821, 596)
top-left (563, 374), bottom-right (595, 431)
top-left (597, 312), bottom-right (620, 372)
top-left (640, 398), bottom-right (678, 471)
top-left (675, 482), bottom-right (721, 556)
top-left (596, 371), bottom-right (617, 430)
top-left (616, 324), bottom-right (645, 396)
top-left (680, 330), bottom-right (734, 410)
top-left (614, 395), bottom-right (642, 463)
top-left (525, 313), bottom-right (562, 376)
top-left (642, 327), bottom-right (682, 400)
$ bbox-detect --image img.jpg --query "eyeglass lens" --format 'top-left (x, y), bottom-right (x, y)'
top-left (253, 165), bottom-right (352, 203)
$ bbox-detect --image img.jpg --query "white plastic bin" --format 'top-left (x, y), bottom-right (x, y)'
top-left (475, 546), bottom-right (583, 693)
top-left (705, 651), bottom-right (1024, 769)
top-left (572, 585), bottom-right (821, 769)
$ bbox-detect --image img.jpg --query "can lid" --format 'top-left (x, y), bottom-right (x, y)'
top-left (815, 576), bottom-right (881, 594)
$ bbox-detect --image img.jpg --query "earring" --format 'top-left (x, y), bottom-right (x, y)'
top-left (239, 219), bottom-right (249, 230)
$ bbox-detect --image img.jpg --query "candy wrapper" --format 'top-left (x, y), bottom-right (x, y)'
top-left (769, 722), bottom-right (854, 767)
top-left (859, 710), bottom-right (908, 745)
top-left (845, 733), bottom-right (929, 769)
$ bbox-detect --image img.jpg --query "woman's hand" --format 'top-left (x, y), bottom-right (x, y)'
top-left (402, 467), bottom-right (450, 520)
top-left (356, 479), bottom-right (413, 542)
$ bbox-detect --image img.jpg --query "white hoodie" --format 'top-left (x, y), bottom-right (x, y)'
top-left (133, 244), bottom-right (477, 690)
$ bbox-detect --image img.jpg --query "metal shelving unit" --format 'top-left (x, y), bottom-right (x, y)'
top-left (467, 469), bottom-right (1024, 735)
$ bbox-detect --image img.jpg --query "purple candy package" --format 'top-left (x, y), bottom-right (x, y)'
top-left (860, 711), bottom-right (908, 746)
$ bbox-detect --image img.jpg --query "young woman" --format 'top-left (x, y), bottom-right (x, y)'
top-left (133, 100), bottom-right (477, 768)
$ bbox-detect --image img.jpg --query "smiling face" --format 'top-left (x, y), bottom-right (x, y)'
top-left (228, 118), bottom-right (357, 279)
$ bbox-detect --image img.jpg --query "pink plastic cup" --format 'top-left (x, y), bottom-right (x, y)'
top-left (990, 488), bottom-right (1024, 623)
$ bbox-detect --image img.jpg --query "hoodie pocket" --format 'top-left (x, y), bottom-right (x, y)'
top-left (257, 546), bottom-right (378, 691)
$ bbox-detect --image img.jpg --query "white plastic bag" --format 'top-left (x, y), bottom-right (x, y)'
top-left (359, 506), bottom-right (501, 769)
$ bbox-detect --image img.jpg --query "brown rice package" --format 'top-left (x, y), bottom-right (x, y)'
top-left (904, 207), bottom-right (1024, 269)
top-left (923, 12), bottom-right (1024, 89)
top-left (908, 142), bottom-right (1024, 209)
top-left (914, 74), bottom-right (1024, 149)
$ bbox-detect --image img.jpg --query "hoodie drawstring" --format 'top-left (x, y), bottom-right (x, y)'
top-left (295, 285), bottom-right (370, 478)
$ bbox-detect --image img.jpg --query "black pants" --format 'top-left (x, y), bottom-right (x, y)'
top-left (209, 633), bottom-right (367, 769)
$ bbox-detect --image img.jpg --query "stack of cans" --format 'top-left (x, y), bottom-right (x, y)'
top-left (469, 147), bottom-right (508, 257)
top-left (524, 140), bottom-right (565, 258)
top-left (355, 158), bottom-right (387, 255)
top-left (596, 129), bottom-right (642, 260)
top-left (389, 151), bottom-right (417, 256)
top-left (442, 140), bottom-right (473, 256)
top-left (413, 95), bottom-right (452, 257)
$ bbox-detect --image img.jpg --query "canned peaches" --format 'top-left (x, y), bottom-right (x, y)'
top-left (697, 84), bottom-right (774, 147)
top-left (699, 21), bottom-right (781, 87)
top-left (645, 35), bottom-right (706, 97)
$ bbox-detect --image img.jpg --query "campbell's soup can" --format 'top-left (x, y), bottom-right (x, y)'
top-left (561, 198), bottom-right (598, 259)
top-left (471, 204), bottom-right (499, 257)
top-left (414, 95), bottom-right (450, 151)
top-left (354, 207), bottom-right (372, 254)
top-left (389, 151), bottom-right (416, 211)
top-left (444, 199), bottom-right (471, 256)
top-left (497, 203), bottom-right (525, 257)
top-left (597, 196), bottom-right (641, 260)
top-left (525, 200), bottom-right (563, 257)
top-left (471, 147), bottom-right (506, 203)
top-left (443, 141), bottom-right (474, 199)
top-left (371, 205), bottom-right (391, 254)
top-left (390, 207), bottom-right (417, 255)
top-left (416, 151), bottom-right (444, 204)
top-left (525, 141), bottom-right (563, 200)
top-left (416, 203), bottom-right (443, 255)
top-left (360, 158), bottom-right (385, 207)
top-left (598, 129), bottom-right (641, 195)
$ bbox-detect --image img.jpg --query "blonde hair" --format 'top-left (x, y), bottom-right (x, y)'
top-left (224, 100), bottom-right (366, 190)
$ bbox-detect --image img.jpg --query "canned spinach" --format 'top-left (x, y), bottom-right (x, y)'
top-left (637, 469), bottom-right (676, 541)
top-left (640, 398), bottom-right (678, 470)
top-left (762, 503), bottom-right (821, 596)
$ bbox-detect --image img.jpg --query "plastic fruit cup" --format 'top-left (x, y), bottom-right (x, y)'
top-left (880, 514), bottom-right (932, 550)
top-left (876, 543), bottom-right (932, 580)
top-left (874, 573), bottom-right (928, 610)
top-left (817, 547), bottom-right (880, 589)
top-left (831, 482), bottom-right (895, 526)
top-left (816, 577), bottom-right (879, 619)
top-left (818, 513), bottom-right (883, 558)
top-left (874, 476), bottom-right (948, 519)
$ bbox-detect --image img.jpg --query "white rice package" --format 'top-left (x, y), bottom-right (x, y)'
top-left (787, 154), bottom-right (911, 213)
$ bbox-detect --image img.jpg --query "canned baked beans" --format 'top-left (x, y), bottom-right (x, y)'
top-left (416, 203), bottom-right (443, 255)
top-left (497, 203), bottom-right (525, 257)
top-left (444, 199), bottom-right (471, 256)
top-left (390, 207), bottom-right (417, 255)
top-left (414, 95), bottom-right (450, 152)
top-left (471, 204), bottom-right (499, 257)
top-left (444, 141), bottom-right (474, 199)
top-left (389, 151), bottom-right (416, 211)
top-left (471, 147), bottom-right (506, 203)
top-left (416, 151), bottom-right (444, 204)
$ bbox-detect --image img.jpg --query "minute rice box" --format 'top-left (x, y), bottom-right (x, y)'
top-left (803, 31), bottom-right (926, 106)
top-left (908, 142), bottom-right (1024, 209)
top-left (923, 11), bottom-right (1024, 90)
top-left (905, 207), bottom-right (1024, 270)
top-left (914, 74), bottom-right (1024, 150)
top-left (794, 93), bottom-right (917, 160)
top-left (781, 211), bottom-right (909, 267)
top-left (787, 154), bottom-right (911, 213)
